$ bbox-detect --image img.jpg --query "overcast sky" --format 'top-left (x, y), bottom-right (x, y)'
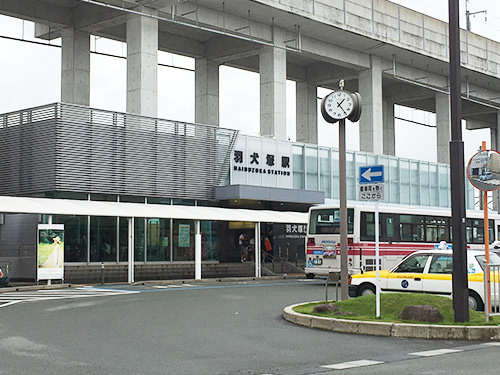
top-left (0, 0), bottom-right (499, 163)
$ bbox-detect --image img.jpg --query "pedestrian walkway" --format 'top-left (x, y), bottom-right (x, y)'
top-left (0, 286), bottom-right (138, 308)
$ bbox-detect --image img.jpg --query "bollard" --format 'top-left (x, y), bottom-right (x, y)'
top-left (101, 262), bottom-right (104, 285)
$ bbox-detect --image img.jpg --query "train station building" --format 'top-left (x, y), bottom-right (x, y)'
top-left (0, 0), bottom-right (499, 282)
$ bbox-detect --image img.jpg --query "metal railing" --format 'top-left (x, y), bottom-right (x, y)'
top-left (483, 263), bottom-right (500, 322)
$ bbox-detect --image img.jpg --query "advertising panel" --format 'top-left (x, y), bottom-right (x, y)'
top-left (37, 224), bottom-right (64, 281)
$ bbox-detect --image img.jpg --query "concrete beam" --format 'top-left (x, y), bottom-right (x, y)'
top-left (0, 0), bottom-right (71, 27)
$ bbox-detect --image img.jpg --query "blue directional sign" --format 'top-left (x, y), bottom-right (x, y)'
top-left (359, 165), bottom-right (384, 184)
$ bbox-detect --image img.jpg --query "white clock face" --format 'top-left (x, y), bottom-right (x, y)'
top-left (324, 91), bottom-right (354, 120)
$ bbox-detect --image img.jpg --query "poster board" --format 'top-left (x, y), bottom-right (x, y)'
top-left (37, 224), bottom-right (64, 281)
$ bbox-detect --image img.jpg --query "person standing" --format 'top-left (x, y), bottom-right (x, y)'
top-left (0, 265), bottom-right (9, 287)
top-left (239, 232), bottom-right (247, 262)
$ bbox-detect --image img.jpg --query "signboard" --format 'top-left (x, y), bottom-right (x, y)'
top-left (466, 149), bottom-right (500, 192)
top-left (230, 135), bottom-right (292, 188)
top-left (359, 165), bottom-right (384, 201)
top-left (359, 183), bottom-right (384, 200)
top-left (37, 224), bottom-right (64, 281)
top-left (359, 165), bottom-right (384, 184)
top-left (178, 224), bottom-right (190, 247)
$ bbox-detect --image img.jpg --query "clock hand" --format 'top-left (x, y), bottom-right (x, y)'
top-left (337, 99), bottom-right (345, 107)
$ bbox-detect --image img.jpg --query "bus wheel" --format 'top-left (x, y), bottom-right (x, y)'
top-left (357, 283), bottom-right (375, 297)
top-left (305, 273), bottom-right (315, 279)
top-left (468, 290), bottom-right (484, 311)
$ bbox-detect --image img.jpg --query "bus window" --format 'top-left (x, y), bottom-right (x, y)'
top-left (380, 214), bottom-right (398, 242)
top-left (360, 211), bottom-right (375, 241)
top-left (308, 208), bottom-right (354, 235)
top-left (465, 219), bottom-right (494, 244)
top-left (425, 216), bottom-right (449, 243)
top-left (399, 214), bottom-right (424, 242)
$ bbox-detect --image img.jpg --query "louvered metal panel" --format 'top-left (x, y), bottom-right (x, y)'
top-left (0, 103), bottom-right (238, 200)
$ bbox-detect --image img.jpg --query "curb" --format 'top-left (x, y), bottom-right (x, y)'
top-left (0, 283), bottom-right (73, 294)
top-left (283, 302), bottom-right (500, 341)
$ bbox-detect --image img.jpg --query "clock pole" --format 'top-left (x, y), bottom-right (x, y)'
top-left (320, 80), bottom-right (362, 301)
top-left (339, 116), bottom-right (349, 300)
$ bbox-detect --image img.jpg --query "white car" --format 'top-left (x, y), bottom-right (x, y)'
top-left (480, 171), bottom-right (493, 181)
top-left (349, 248), bottom-right (500, 311)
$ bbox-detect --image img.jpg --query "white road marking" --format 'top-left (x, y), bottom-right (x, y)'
top-left (322, 359), bottom-right (384, 370)
top-left (0, 287), bottom-right (138, 308)
top-left (409, 348), bottom-right (462, 357)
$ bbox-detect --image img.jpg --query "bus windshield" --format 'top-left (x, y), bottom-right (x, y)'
top-left (308, 208), bottom-right (354, 235)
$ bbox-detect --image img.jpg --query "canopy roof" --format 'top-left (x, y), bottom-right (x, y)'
top-left (0, 196), bottom-right (307, 224)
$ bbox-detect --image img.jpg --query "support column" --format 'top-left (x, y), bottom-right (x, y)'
top-left (491, 113), bottom-right (500, 212)
top-left (61, 28), bottom-right (90, 106)
top-left (296, 81), bottom-right (318, 144)
top-left (195, 58), bottom-right (219, 125)
top-left (195, 220), bottom-right (202, 280)
top-left (128, 217), bottom-right (135, 284)
top-left (259, 45), bottom-right (287, 140)
top-left (436, 92), bottom-right (451, 164)
top-left (358, 56), bottom-right (383, 154)
top-left (126, 11), bottom-right (158, 117)
top-left (383, 99), bottom-right (395, 155)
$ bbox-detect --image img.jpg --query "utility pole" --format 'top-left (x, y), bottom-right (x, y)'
top-left (449, 0), bottom-right (469, 323)
top-left (465, 0), bottom-right (487, 31)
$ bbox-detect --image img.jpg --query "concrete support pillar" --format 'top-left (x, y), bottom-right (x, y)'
top-left (436, 92), bottom-right (451, 164)
top-left (259, 45), bottom-right (287, 140)
top-left (195, 58), bottom-right (219, 125)
top-left (383, 99), bottom-right (395, 155)
top-left (61, 28), bottom-right (90, 106)
top-left (126, 11), bottom-right (158, 117)
top-left (296, 81), bottom-right (318, 144)
top-left (358, 56), bottom-right (383, 154)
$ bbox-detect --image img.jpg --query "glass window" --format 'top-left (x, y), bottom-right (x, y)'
top-left (425, 216), bottom-right (449, 243)
top-left (360, 212), bottom-right (375, 241)
top-left (147, 218), bottom-right (170, 261)
top-left (135, 218), bottom-right (145, 262)
top-left (380, 214), bottom-right (398, 242)
top-left (476, 253), bottom-right (500, 270)
top-left (308, 208), bottom-right (354, 235)
top-left (119, 217), bottom-right (128, 262)
top-left (399, 215), bottom-right (424, 242)
top-left (201, 220), bottom-right (219, 261)
top-left (90, 216), bottom-right (117, 262)
top-left (428, 255), bottom-right (452, 274)
top-left (173, 219), bottom-right (194, 261)
top-left (53, 215), bottom-right (88, 262)
top-left (393, 254), bottom-right (429, 273)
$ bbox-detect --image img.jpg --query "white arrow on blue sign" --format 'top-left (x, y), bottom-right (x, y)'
top-left (359, 165), bottom-right (384, 184)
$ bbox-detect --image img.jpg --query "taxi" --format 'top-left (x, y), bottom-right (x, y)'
top-left (348, 244), bottom-right (500, 311)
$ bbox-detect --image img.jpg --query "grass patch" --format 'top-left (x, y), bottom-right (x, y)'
top-left (293, 293), bottom-right (500, 326)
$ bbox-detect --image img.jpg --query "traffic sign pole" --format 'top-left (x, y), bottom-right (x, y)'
top-left (375, 199), bottom-right (380, 318)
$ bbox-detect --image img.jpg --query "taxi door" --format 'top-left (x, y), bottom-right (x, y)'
top-left (384, 254), bottom-right (431, 292)
top-left (421, 254), bottom-right (453, 295)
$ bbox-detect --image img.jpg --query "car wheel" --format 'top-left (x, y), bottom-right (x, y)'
top-left (468, 290), bottom-right (484, 311)
top-left (357, 283), bottom-right (376, 297)
top-left (305, 273), bottom-right (315, 279)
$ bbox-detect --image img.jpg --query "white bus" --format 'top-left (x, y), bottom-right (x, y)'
top-left (305, 202), bottom-right (500, 278)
